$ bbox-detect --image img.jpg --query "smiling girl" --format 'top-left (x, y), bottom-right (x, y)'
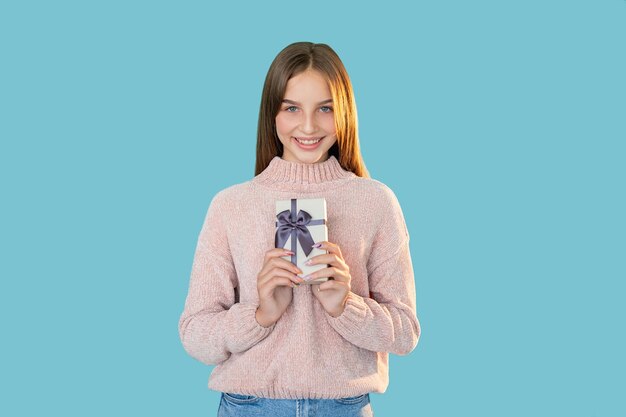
top-left (179, 42), bottom-right (421, 417)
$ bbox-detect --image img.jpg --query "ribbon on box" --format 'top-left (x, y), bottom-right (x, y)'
top-left (275, 199), bottom-right (326, 265)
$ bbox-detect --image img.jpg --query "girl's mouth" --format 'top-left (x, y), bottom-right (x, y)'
top-left (293, 137), bottom-right (323, 149)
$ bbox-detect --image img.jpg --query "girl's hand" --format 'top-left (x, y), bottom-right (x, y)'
top-left (306, 241), bottom-right (352, 317)
top-left (255, 248), bottom-right (306, 327)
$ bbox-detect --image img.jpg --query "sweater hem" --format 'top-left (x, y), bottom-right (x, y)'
top-left (208, 380), bottom-right (384, 400)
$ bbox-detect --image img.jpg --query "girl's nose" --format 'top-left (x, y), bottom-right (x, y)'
top-left (300, 112), bottom-right (317, 134)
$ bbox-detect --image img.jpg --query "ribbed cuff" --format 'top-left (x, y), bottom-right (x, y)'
top-left (225, 302), bottom-right (276, 354)
top-left (324, 292), bottom-right (368, 337)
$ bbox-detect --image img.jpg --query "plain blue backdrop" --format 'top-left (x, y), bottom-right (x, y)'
top-left (1, 1), bottom-right (624, 416)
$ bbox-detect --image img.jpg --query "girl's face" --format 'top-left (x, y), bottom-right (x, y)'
top-left (275, 69), bottom-right (338, 164)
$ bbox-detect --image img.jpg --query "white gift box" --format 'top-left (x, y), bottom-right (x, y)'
top-left (275, 198), bottom-right (328, 284)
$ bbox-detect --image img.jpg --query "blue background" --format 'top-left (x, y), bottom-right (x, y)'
top-left (1, 1), bottom-right (624, 416)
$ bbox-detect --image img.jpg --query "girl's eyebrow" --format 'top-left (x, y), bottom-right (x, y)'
top-left (282, 99), bottom-right (333, 105)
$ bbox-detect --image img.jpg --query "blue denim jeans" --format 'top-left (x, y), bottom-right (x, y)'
top-left (217, 392), bottom-right (374, 417)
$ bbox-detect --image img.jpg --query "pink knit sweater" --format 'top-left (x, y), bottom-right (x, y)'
top-left (178, 155), bottom-right (420, 399)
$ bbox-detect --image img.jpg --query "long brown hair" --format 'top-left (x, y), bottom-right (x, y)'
top-left (255, 42), bottom-right (369, 178)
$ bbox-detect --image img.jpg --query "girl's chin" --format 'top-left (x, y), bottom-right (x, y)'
top-left (283, 149), bottom-right (329, 164)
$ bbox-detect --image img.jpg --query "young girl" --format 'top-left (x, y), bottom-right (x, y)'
top-left (178, 41), bottom-right (421, 417)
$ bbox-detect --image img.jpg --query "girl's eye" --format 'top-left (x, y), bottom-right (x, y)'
top-left (283, 105), bottom-right (332, 113)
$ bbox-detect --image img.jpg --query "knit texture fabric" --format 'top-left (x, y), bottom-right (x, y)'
top-left (178, 155), bottom-right (421, 399)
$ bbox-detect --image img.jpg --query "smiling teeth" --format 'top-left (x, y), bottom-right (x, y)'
top-left (296, 137), bottom-right (321, 145)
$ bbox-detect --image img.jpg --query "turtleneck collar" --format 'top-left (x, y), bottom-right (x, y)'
top-left (252, 155), bottom-right (357, 192)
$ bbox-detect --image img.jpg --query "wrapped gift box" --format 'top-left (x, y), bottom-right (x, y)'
top-left (275, 198), bottom-right (328, 284)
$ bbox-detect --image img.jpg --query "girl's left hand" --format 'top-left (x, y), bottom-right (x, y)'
top-left (305, 241), bottom-right (351, 317)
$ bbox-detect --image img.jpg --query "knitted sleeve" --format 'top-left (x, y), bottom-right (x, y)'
top-left (324, 184), bottom-right (421, 355)
top-left (178, 190), bottom-right (275, 365)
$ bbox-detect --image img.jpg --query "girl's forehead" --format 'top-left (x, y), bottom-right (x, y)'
top-left (285, 70), bottom-right (331, 97)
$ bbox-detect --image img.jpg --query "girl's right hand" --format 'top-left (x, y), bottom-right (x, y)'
top-left (255, 248), bottom-right (305, 327)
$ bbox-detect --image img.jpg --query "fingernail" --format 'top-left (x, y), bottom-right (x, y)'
top-left (312, 243), bottom-right (322, 248)
top-left (304, 259), bottom-right (312, 265)
top-left (284, 250), bottom-right (294, 255)
top-left (302, 274), bottom-right (312, 281)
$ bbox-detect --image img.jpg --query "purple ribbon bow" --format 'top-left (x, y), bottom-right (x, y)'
top-left (275, 199), bottom-right (326, 265)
